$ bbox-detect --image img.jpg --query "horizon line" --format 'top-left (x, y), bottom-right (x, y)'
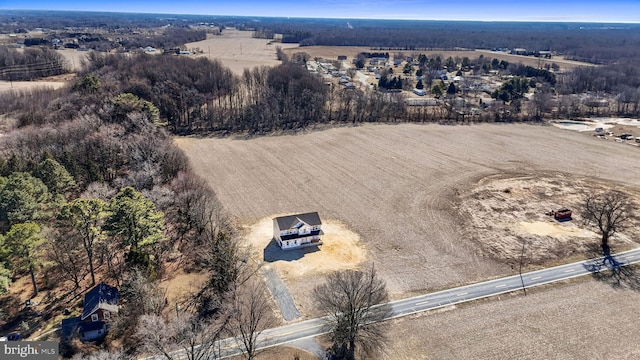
top-left (1, 8), bottom-right (639, 25)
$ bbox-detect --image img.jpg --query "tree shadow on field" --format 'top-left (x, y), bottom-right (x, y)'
top-left (263, 238), bottom-right (321, 263)
top-left (582, 244), bottom-right (640, 291)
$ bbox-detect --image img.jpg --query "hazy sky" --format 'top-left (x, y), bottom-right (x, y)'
top-left (2, 0), bottom-right (640, 23)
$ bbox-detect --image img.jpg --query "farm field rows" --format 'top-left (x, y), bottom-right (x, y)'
top-left (175, 123), bottom-right (640, 318)
top-left (386, 277), bottom-right (640, 359)
top-left (184, 29), bottom-right (298, 75)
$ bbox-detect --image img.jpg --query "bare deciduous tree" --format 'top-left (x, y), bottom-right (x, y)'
top-left (313, 265), bottom-right (392, 360)
top-left (136, 313), bottom-right (229, 360)
top-left (113, 268), bottom-right (167, 351)
top-left (231, 277), bottom-right (274, 360)
top-left (582, 191), bottom-right (635, 255)
top-left (45, 230), bottom-right (86, 290)
top-left (170, 172), bottom-right (231, 261)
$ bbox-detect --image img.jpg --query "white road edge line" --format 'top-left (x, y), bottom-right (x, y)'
top-left (146, 251), bottom-right (640, 360)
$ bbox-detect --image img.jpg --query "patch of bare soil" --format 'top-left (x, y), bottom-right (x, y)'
top-left (56, 49), bottom-right (88, 71)
top-left (384, 277), bottom-right (640, 359)
top-left (243, 216), bottom-right (366, 318)
top-left (159, 269), bottom-right (209, 306)
top-left (0, 73), bottom-right (76, 95)
top-left (243, 216), bottom-right (366, 279)
top-left (457, 173), bottom-right (640, 267)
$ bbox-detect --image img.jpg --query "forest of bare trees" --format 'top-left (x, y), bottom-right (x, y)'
top-left (0, 46), bottom-right (68, 81)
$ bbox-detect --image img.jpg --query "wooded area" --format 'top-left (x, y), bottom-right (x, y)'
top-left (18, 50), bottom-right (632, 136)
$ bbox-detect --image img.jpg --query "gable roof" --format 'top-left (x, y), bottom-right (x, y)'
top-left (81, 283), bottom-right (119, 321)
top-left (274, 212), bottom-right (322, 230)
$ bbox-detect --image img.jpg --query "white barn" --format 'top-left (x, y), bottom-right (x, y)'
top-left (273, 212), bottom-right (323, 250)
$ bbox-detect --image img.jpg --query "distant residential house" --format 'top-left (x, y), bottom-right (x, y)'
top-left (584, 96), bottom-right (609, 108)
top-left (511, 48), bottom-right (528, 55)
top-left (273, 212), bottom-right (323, 250)
top-left (61, 283), bottom-right (119, 341)
top-left (413, 88), bottom-right (427, 96)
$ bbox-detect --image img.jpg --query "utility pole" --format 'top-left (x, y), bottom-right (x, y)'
top-left (519, 238), bottom-right (527, 296)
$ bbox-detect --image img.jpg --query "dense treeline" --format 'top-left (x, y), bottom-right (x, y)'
top-left (5, 49), bottom-right (638, 136)
top-left (0, 46), bottom-right (69, 81)
top-left (66, 52), bottom-right (408, 133)
top-left (22, 51), bottom-right (633, 137)
top-left (70, 27), bottom-right (207, 52)
top-left (251, 19), bottom-right (640, 64)
top-left (0, 57), bottom-right (243, 356)
top-left (0, 10), bottom-right (219, 31)
top-left (121, 27), bottom-right (207, 50)
top-left (556, 60), bottom-right (640, 94)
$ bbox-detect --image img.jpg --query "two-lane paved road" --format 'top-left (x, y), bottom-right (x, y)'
top-left (388, 248), bottom-right (640, 319)
top-left (152, 248), bottom-right (640, 359)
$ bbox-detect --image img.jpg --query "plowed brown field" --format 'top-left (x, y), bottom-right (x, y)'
top-left (175, 123), bottom-right (640, 316)
top-left (385, 277), bottom-right (640, 359)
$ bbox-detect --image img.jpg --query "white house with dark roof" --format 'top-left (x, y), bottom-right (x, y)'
top-left (273, 212), bottom-right (323, 250)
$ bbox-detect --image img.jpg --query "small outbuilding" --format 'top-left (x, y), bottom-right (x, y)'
top-left (554, 208), bottom-right (572, 221)
top-left (273, 212), bottom-right (323, 250)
